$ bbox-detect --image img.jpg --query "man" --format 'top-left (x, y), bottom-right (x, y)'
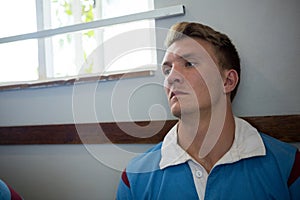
top-left (116, 22), bottom-right (300, 199)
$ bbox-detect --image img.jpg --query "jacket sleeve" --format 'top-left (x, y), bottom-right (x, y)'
top-left (288, 150), bottom-right (300, 200)
top-left (116, 169), bottom-right (132, 200)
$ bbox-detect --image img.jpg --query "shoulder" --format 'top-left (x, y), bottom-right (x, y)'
top-left (118, 143), bottom-right (164, 195)
top-left (260, 133), bottom-right (297, 157)
top-left (126, 142), bottom-right (163, 174)
top-left (0, 179), bottom-right (10, 200)
top-left (260, 133), bottom-right (299, 182)
top-left (0, 179), bottom-right (23, 200)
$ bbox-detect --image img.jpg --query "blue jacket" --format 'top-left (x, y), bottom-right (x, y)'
top-left (117, 134), bottom-right (300, 200)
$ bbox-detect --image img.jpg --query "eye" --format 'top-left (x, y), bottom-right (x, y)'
top-left (185, 61), bottom-right (196, 68)
top-left (162, 65), bottom-right (172, 76)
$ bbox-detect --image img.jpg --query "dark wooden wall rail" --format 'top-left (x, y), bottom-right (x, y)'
top-left (0, 115), bottom-right (299, 145)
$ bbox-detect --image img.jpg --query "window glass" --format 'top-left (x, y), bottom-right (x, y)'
top-left (49, 0), bottom-right (155, 78)
top-left (0, 0), bottom-right (38, 83)
top-left (0, 0), bottom-right (37, 38)
top-left (0, 0), bottom-right (155, 83)
top-left (0, 40), bottom-right (38, 82)
top-left (101, 0), bottom-right (151, 18)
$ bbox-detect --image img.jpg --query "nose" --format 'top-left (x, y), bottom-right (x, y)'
top-left (165, 62), bottom-right (184, 85)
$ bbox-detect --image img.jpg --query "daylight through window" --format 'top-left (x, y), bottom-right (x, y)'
top-left (0, 0), bottom-right (156, 84)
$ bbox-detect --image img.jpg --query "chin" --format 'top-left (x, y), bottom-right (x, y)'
top-left (171, 105), bottom-right (202, 119)
top-left (170, 106), bottom-right (182, 118)
top-left (171, 111), bottom-right (181, 118)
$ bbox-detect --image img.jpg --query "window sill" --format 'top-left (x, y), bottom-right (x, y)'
top-left (0, 70), bottom-right (155, 91)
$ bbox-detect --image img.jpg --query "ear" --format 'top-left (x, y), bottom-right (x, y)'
top-left (223, 69), bottom-right (239, 95)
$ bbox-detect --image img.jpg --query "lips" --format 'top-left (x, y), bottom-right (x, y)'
top-left (169, 90), bottom-right (188, 100)
top-left (170, 91), bottom-right (175, 99)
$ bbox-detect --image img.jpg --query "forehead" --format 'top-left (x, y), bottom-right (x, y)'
top-left (163, 37), bottom-right (217, 63)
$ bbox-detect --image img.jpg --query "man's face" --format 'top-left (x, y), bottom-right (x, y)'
top-left (162, 37), bottom-right (225, 118)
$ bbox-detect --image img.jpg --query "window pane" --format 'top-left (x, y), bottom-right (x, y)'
top-left (0, 0), bottom-right (37, 37)
top-left (50, 0), bottom-right (153, 28)
top-left (102, 0), bottom-right (153, 18)
top-left (50, 30), bottom-right (99, 77)
top-left (102, 20), bottom-right (156, 74)
top-left (106, 49), bottom-right (157, 74)
top-left (0, 0), bottom-right (156, 83)
top-left (49, 20), bottom-right (156, 78)
top-left (48, 0), bottom-right (155, 78)
top-left (51, 33), bottom-right (78, 77)
top-left (0, 40), bottom-right (39, 83)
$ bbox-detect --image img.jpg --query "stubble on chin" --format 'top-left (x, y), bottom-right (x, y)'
top-left (172, 110), bottom-right (181, 119)
top-left (170, 104), bottom-right (181, 118)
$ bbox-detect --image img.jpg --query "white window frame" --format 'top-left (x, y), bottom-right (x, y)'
top-left (0, 3), bottom-right (185, 89)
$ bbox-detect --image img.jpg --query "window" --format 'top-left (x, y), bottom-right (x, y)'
top-left (0, 1), bottom-right (184, 87)
top-left (0, 0), bottom-right (155, 84)
top-left (48, 0), bottom-right (156, 78)
top-left (0, 0), bottom-right (38, 82)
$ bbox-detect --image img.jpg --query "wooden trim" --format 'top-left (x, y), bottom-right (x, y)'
top-left (0, 115), bottom-right (299, 145)
top-left (242, 115), bottom-right (300, 143)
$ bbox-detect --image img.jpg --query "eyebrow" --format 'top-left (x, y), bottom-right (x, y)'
top-left (181, 53), bottom-right (201, 60)
top-left (162, 53), bottom-right (198, 66)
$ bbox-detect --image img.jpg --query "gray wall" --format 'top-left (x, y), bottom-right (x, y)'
top-left (0, 0), bottom-right (299, 199)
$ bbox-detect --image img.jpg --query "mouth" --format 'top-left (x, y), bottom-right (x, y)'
top-left (169, 90), bottom-right (188, 100)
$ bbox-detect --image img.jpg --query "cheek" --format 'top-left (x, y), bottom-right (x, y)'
top-left (164, 85), bottom-right (170, 97)
top-left (163, 77), bottom-right (168, 88)
top-left (188, 73), bottom-right (216, 105)
top-left (196, 68), bottom-right (223, 91)
top-left (189, 74), bottom-right (207, 92)
top-left (164, 77), bottom-right (174, 98)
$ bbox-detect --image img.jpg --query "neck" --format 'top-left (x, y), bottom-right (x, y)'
top-left (177, 100), bottom-right (235, 172)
